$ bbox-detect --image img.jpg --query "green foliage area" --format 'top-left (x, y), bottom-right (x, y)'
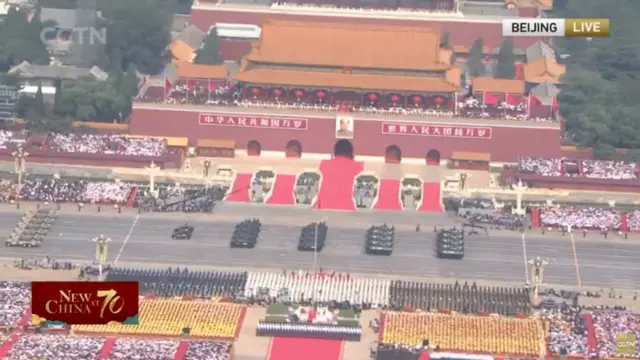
top-left (554, 0), bottom-right (640, 157)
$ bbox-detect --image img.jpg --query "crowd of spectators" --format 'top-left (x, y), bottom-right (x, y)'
top-left (581, 160), bottom-right (638, 180)
top-left (46, 134), bottom-right (168, 157)
top-left (0, 281), bottom-right (30, 327)
top-left (592, 310), bottom-right (640, 358)
top-left (544, 304), bottom-right (588, 355)
top-left (627, 210), bottom-right (640, 231)
top-left (539, 206), bottom-right (623, 230)
top-left (0, 179), bottom-right (14, 202)
top-left (518, 157), bottom-right (638, 180)
top-left (104, 338), bottom-right (179, 360)
top-left (184, 341), bottom-right (232, 360)
top-left (8, 334), bottom-right (105, 360)
top-left (18, 179), bottom-right (135, 204)
top-left (518, 157), bottom-right (562, 176)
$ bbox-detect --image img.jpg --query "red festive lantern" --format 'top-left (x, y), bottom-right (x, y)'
top-left (295, 90), bottom-right (304, 98)
top-left (272, 89), bottom-right (282, 97)
top-left (390, 95), bottom-right (400, 103)
top-left (412, 95), bottom-right (422, 104)
top-left (316, 91), bottom-right (325, 99)
top-left (368, 93), bottom-right (378, 101)
top-left (251, 88), bottom-right (260, 95)
top-left (435, 97), bottom-right (444, 104)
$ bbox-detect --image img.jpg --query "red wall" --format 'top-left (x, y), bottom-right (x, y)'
top-left (129, 107), bottom-right (562, 162)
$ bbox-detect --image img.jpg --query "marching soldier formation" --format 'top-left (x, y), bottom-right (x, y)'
top-left (388, 281), bottom-right (531, 316)
top-left (106, 267), bottom-right (248, 298)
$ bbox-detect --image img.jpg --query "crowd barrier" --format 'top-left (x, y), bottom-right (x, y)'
top-left (0, 148), bottom-right (182, 169)
top-left (255, 321), bottom-right (361, 341)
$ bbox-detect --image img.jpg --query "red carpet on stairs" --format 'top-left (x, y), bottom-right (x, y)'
top-left (96, 338), bottom-right (116, 359)
top-left (373, 179), bottom-right (402, 210)
top-left (266, 174), bottom-right (296, 205)
top-left (173, 340), bottom-right (190, 360)
top-left (0, 334), bottom-right (19, 358)
top-left (418, 182), bottom-right (443, 212)
top-left (583, 313), bottom-right (598, 354)
top-left (225, 173), bottom-right (252, 202)
top-left (314, 157), bottom-right (363, 210)
top-left (268, 337), bottom-right (343, 360)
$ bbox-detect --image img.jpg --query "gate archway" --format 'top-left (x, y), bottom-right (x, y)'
top-left (426, 149), bottom-right (440, 165)
top-left (385, 145), bottom-right (402, 164)
top-left (285, 140), bottom-right (302, 158)
top-left (334, 139), bottom-right (354, 159)
top-left (247, 140), bottom-right (261, 156)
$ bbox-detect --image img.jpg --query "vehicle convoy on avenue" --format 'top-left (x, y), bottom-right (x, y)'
top-left (0, 0), bottom-right (637, 359)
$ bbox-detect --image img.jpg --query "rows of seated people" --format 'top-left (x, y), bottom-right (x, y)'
top-left (105, 267), bottom-right (247, 298)
top-left (5, 335), bottom-right (233, 360)
top-left (592, 308), bottom-right (640, 358)
top-left (544, 303), bottom-right (588, 355)
top-left (0, 281), bottom-right (30, 327)
top-left (388, 281), bottom-right (531, 316)
top-left (44, 133), bottom-right (168, 156)
top-left (627, 209), bottom-right (640, 231)
top-left (539, 206), bottom-right (623, 230)
top-left (18, 178), bottom-right (135, 204)
top-left (146, 87), bottom-right (552, 121)
top-left (518, 157), bottom-right (638, 180)
top-left (244, 270), bottom-right (390, 306)
top-left (74, 298), bottom-right (245, 338)
top-left (381, 312), bottom-right (546, 356)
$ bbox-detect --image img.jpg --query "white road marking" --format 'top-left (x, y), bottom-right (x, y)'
top-left (521, 232), bottom-right (529, 284)
top-left (113, 214), bottom-right (140, 265)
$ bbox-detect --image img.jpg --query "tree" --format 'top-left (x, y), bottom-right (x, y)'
top-left (496, 38), bottom-right (516, 79)
top-left (467, 37), bottom-right (485, 77)
top-left (554, 0), bottom-right (640, 150)
top-left (194, 29), bottom-right (223, 65)
top-left (56, 76), bottom-right (127, 122)
top-left (440, 32), bottom-right (450, 48)
top-left (0, 8), bottom-right (50, 65)
top-left (101, 0), bottom-right (171, 74)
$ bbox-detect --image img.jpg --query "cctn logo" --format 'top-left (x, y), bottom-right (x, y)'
top-left (616, 333), bottom-right (637, 355)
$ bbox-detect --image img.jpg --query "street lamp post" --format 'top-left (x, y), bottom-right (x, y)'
top-left (93, 234), bottom-right (111, 278)
top-left (145, 161), bottom-right (161, 195)
top-left (513, 180), bottom-right (527, 215)
top-left (12, 146), bottom-right (29, 196)
top-left (528, 256), bottom-right (549, 301)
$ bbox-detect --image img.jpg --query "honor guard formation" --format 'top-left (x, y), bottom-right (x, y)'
top-left (0, 0), bottom-right (637, 358)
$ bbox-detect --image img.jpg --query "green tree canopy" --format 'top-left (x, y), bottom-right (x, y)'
top-left (56, 76), bottom-right (127, 122)
top-left (0, 8), bottom-right (51, 65)
top-left (495, 38), bottom-right (516, 79)
top-left (555, 0), bottom-right (640, 155)
top-left (467, 37), bottom-right (485, 77)
top-left (194, 29), bottom-right (223, 65)
top-left (101, 0), bottom-right (171, 74)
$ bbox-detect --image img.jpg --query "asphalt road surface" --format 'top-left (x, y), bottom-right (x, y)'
top-left (1, 203), bottom-right (639, 289)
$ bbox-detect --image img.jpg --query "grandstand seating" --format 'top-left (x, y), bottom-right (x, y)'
top-left (74, 299), bottom-right (246, 339)
top-left (381, 313), bottom-right (547, 357)
top-left (244, 271), bottom-right (390, 306)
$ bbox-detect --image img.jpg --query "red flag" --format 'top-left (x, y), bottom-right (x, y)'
top-left (165, 78), bottom-right (172, 92)
top-left (529, 95), bottom-right (542, 107)
top-left (552, 96), bottom-right (559, 111)
top-left (186, 79), bottom-right (195, 91)
top-left (208, 79), bottom-right (216, 92)
top-left (506, 94), bottom-right (520, 106)
top-left (483, 92), bottom-right (499, 106)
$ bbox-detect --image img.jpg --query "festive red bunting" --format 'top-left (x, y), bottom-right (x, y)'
top-left (483, 92), bottom-right (499, 106)
top-left (272, 89), bottom-right (282, 97)
top-left (368, 93), bottom-right (377, 101)
top-left (506, 94), bottom-right (520, 106)
top-left (390, 95), bottom-right (400, 103)
top-left (251, 88), bottom-right (260, 95)
top-left (434, 97), bottom-right (443, 105)
top-left (316, 91), bottom-right (325, 98)
top-left (412, 95), bottom-right (422, 104)
top-left (295, 90), bottom-right (304, 98)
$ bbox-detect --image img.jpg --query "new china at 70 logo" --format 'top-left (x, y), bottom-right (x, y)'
top-left (31, 281), bottom-right (139, 326)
